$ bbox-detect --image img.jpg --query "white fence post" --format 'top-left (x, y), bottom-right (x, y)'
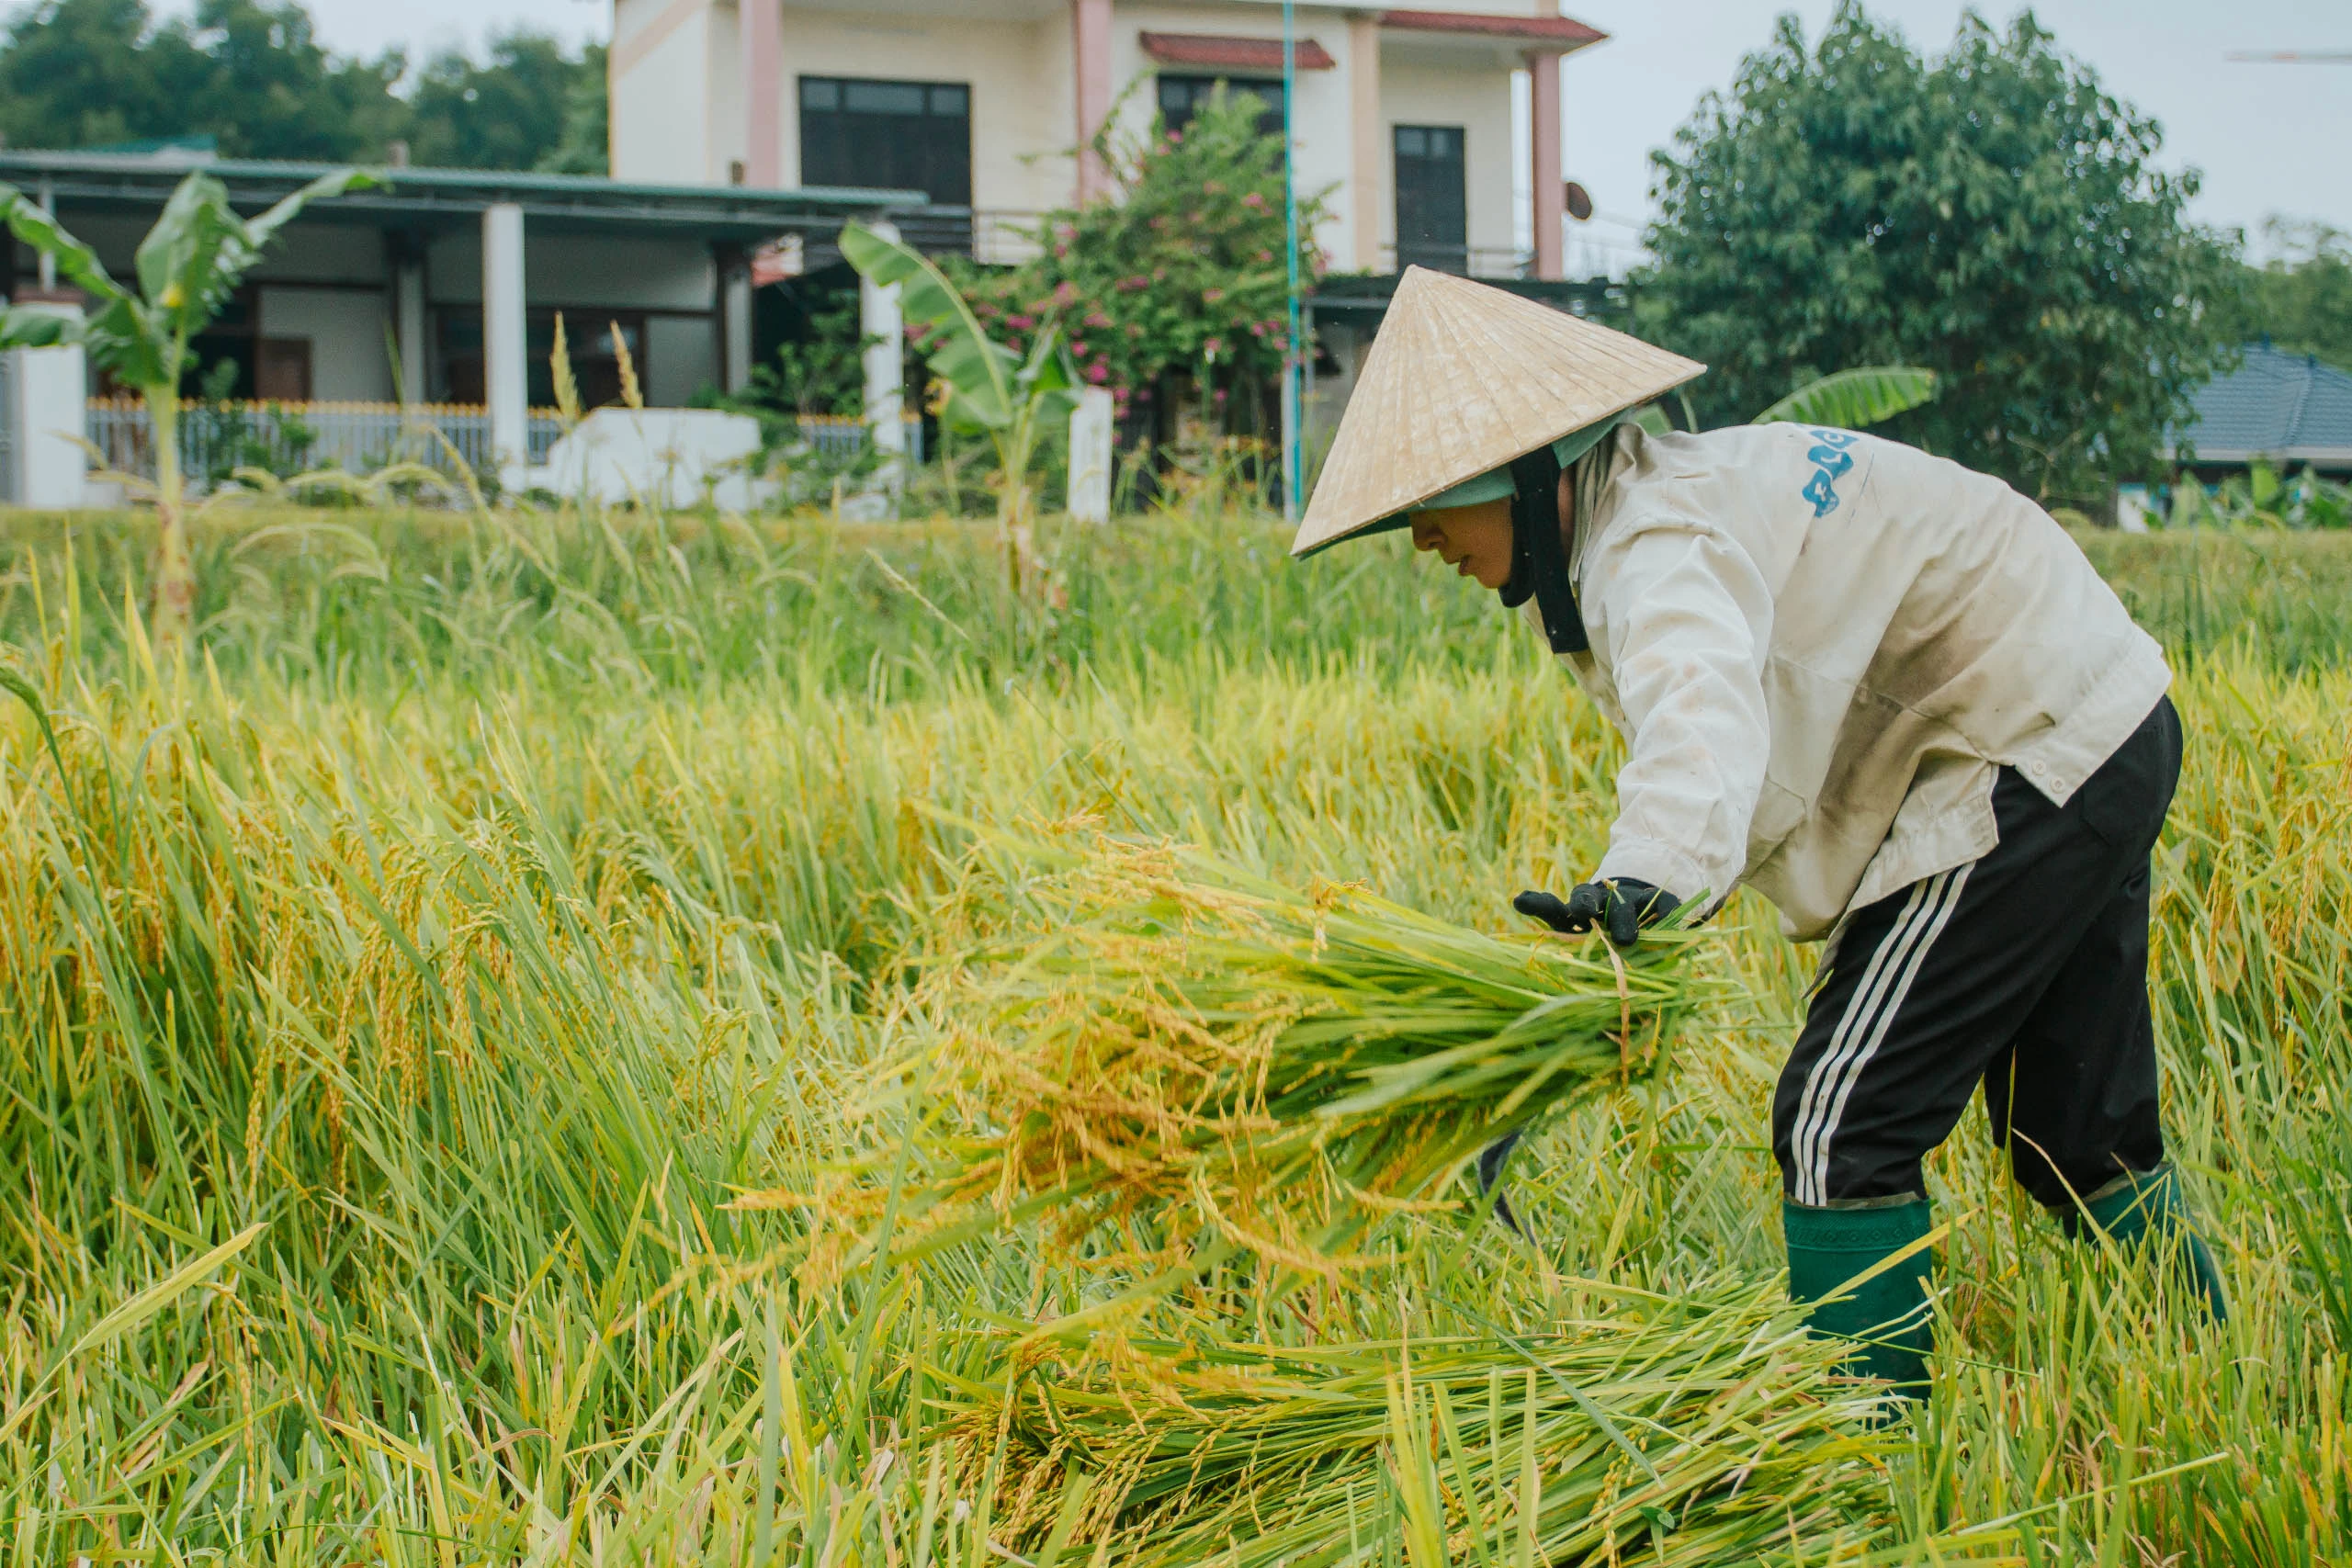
top-left (6, 295), bottom-right (89, 508)
top-left (1068, 387), bottom-right (1113, 524)
top-left (860, 220), bottom-right (906, 494)
top-left (482, 202), bottom-right (528, 496)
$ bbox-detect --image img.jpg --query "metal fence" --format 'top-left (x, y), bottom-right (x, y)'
top-left (795, 412), bottom-right (925, 465)
top-left (84, 399), bottom-right (923, 491)
top-left (85, 399), bottom-right (567, 489)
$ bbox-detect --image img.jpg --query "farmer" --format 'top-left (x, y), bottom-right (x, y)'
top-left (1292, 267), bottom-right (2226, 1393)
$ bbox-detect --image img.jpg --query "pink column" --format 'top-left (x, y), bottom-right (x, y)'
top-left (1527, 48), bottom-right (1565, 281)
top-left (1072, 0), bottom-right (1114, 203)
top-left (741, 0), bottom-right (783, 186)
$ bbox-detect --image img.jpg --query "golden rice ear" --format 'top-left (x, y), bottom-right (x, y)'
top-left (1292, 267), bottom-right (1705, 558)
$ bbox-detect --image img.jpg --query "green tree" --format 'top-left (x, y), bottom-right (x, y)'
top-left (403, 31), bottom-right (596, 172)
top-left (0, 0), bottom-right (600, 170)
top-left (962, 85), bottom-right (1328, 431)
top-left (0, 0), bottom-right (405, 160)
top-left (535, 41), bottom-right (609, 175)
top-left (2224, 220), bottom-right (2352, 373)
top-left (1642, 5), bottom-right (2240, 502)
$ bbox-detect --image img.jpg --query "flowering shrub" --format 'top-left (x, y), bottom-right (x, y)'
top-left (956, 87), bottom-right (1331, 423)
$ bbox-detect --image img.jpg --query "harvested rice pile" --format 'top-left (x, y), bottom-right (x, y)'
top-left (806, 831), bottom-right (1713, 1285)
top-left (959, 1279), bottom-right (1903, 1567)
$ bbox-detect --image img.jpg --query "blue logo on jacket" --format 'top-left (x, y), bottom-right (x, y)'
top-left (1802, 428), bottom-right (1858, 518)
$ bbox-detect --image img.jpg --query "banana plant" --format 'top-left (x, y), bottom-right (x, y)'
top-left (840, 220), bottom-right (1080, 592)
top-left (0, 166), bottom-right (375, 651)
top-left (1755, 366), bottom-right (1937, 427)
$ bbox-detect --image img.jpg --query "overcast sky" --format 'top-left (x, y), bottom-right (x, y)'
top-left (173, 0), bottom-right (2350, 260)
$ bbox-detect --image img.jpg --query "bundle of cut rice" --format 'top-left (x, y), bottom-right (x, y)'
top-left (956, 1280), bottom-right (1909, 1568)
top-left (788, 829), bottom-right (1713, 1288)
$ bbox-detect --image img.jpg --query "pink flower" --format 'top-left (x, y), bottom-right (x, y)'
top-left (1051, 281), bottom-right (1080, 308)
top-left (1203, 287), bottom-right (1225, 303)
top-left (1086, 362), bottom-right (1111, 383)
top-left (1084, 310), bottom-right (1113, 329)
top-left (1007, 313), bottom-right (1035, 329)
top-left (1054, 243), bottom-right (1070, 258)
top-left (1116, 275), bottom-right (1148, 293)
top-left (1203, 336), bottom-right (1227, 357)
top-left (1242, 192), bottom-right (1265, 210)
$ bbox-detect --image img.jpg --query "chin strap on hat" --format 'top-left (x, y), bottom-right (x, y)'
top-left (1497, 446), bottom-right (1589, 655)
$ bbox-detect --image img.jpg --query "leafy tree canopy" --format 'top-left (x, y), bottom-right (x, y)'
top-left (2222, 220), bottom-right (2352, 374)
top-left (1641, 4), bottom-right (2241, 502)
top-left (962, 86), bottom-right (1329, 424)
top-left (0, 0), bottom-right (603, 172)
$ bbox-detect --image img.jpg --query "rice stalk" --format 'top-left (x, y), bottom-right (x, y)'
top-left (795, 828), bottom-right (1714, 1292)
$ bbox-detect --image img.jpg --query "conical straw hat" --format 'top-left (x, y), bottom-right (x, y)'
top-left (1292, 267), bottom-right (1705, 557)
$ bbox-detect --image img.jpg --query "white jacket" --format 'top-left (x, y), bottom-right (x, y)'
top-left (1534, 423), bottom-right (2170, 942)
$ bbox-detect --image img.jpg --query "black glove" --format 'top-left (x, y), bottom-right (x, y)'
top-left (1514, 878), bottom-right (1678, 949)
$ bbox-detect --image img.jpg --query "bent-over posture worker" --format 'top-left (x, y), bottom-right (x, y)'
top-left (1293, 268), bottom-right (2225, 1392)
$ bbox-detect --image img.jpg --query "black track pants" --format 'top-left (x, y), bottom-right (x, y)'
top-left (1772, 696), bottom-right (2181, 1209)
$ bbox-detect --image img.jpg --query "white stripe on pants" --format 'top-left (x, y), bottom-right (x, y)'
top-left (1789, 865), bottom-right (1973, 1205)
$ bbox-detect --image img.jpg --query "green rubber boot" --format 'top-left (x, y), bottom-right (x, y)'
top-left (2061, 1164), bottom-right (2228, 1322)
top-left (1782, 1197), bottom-right (1936, 1396)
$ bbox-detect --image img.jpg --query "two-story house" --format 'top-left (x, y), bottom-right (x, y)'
top-left (608, 0), bottom-right (1609, 283)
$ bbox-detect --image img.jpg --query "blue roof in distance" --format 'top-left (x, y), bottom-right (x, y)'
top-left (2176, 343), bottom-right (2352, 466)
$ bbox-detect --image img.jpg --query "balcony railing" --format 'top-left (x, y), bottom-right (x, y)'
top-left (85, 399), bottom-right (923, 491)
top-left (822, 206), bottom-right (1047, 269)
top-left (1383, 243), bottom-right (1536, 280)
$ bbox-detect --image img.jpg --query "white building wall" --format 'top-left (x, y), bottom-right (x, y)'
top-left (612, 0), bottom-right (720, 184)
top-left (709, 0), bottom-right (747, 181)
top-left (256, 288), bottom-right (396, 401)
top-left (646, 316), bottom-right (719, 406)
top-left (610, 0), bottom-right (1531, 274)
top-left (1379, 47), bottom-right (1520, 268)
top-left (771, 9), bottom-right (1073, 211)
top-left (426, 233), bottom-right (714, 310)
top-left (247, 225), bottom-right (390, 285)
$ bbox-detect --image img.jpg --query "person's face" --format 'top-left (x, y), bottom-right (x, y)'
top-left (1410, 499), bottom-right (1515, 590)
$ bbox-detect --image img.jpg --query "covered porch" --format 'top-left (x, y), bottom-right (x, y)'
top-left (0, 150), bottom-right (915, 501)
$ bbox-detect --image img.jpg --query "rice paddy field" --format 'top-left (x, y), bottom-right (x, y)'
top-left (2, 501), bottom-right (2350, 1564)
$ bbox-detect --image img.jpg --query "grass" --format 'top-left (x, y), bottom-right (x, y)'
top-left (1, 504), bottom-right (2349, 1562)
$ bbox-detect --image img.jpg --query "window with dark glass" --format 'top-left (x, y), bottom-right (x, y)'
top-left (1157, 73), bottom-right (1286, 139)
top-left (1394, 124), bottom-right (1467, 273)
top-left (798, 76), bottom-right (972, 205)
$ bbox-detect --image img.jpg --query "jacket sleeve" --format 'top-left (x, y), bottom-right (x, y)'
top-left (1582, 513), bottom-right (1775, 906)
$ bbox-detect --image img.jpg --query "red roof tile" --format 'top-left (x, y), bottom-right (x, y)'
top-left (1138, 32), bottom-right (1338, 72)
top-left (1379, 10), bottom-right (1607, 47)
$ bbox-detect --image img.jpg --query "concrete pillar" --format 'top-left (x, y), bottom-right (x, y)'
top-left (1349, 16), bottom-right (1385, 272)
top-left (860, 220), bottom-right (906, 483)
top-left (1527, 50), bottom-right (1566, 281)
top-left (740, 0), bottom-right (782, 186)
top-left (722, 256), bottom-right (754, 394)
top-left (1068, 387), bottom-right (1113, 523)
top-left (5, 294), bottom-right (89, 508)
top-left (394, 252), bottom-right (427, 407)
top-left (36, 178), bottom-right (56, 292)
top-left (1071, 0), bottom-right (1114, 203)
top-left (481, 201), bottom-right (528, 492)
